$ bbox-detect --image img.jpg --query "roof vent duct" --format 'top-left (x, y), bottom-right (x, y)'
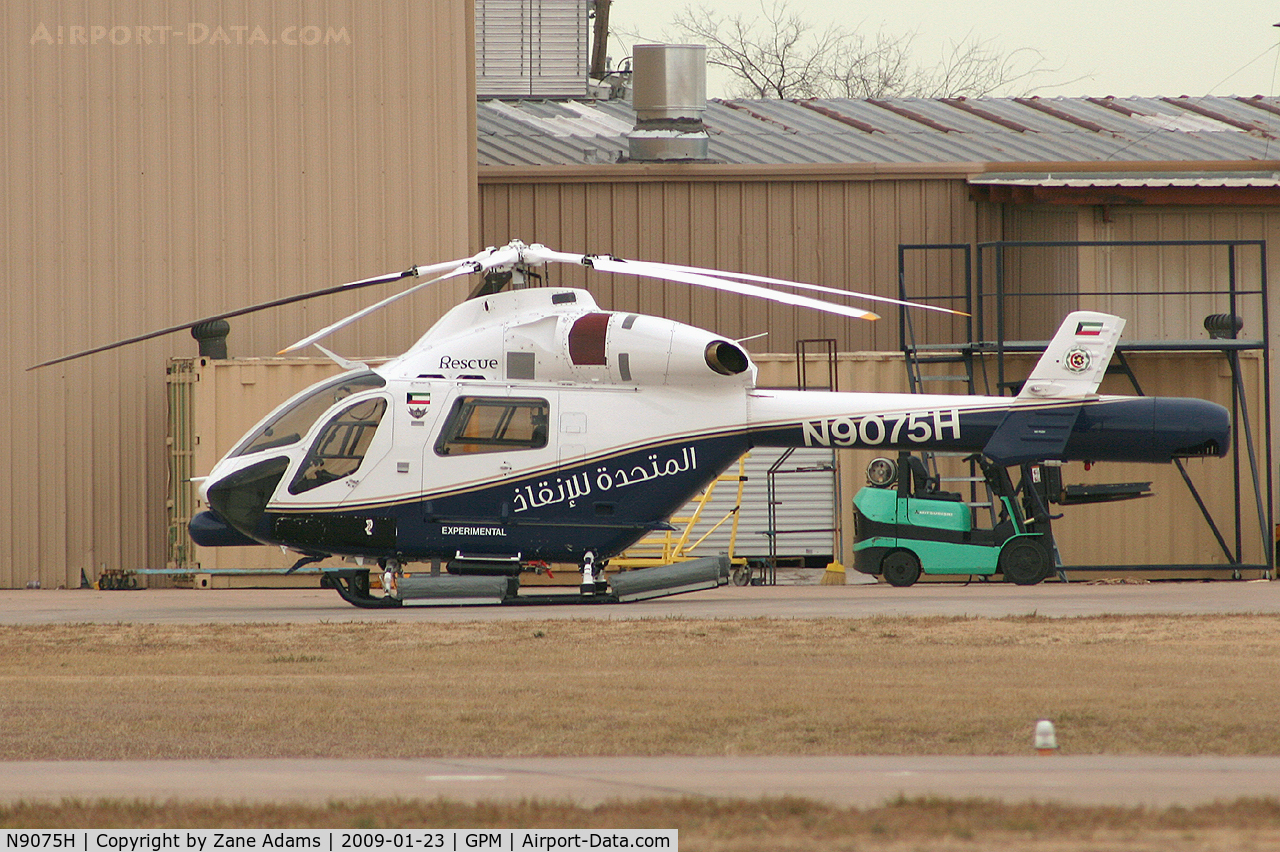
top-left (627, 44), bottom-right (709, 162)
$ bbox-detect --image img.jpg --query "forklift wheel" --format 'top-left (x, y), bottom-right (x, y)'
top-left (881, 549), bottom-right (921, 587)
top-left (999, 537), bottom-right (1052, 585)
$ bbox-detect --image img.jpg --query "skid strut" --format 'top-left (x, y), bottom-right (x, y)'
top-left (580, 551), bottom-right (609, 595)
top-left (382, 558), bottom-right (400, 600)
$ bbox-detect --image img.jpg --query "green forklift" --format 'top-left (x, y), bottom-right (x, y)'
top-left (852, 452), bottom-right (1150, 586)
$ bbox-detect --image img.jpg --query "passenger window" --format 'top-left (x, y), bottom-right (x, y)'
top-left (434, 396), bottom-right (550, 456)
top-left (289, 397), bottom-right (388, 494)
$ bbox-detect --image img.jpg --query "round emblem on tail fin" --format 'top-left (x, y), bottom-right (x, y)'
top-left (1064, 347), bottom-right (1092, 373)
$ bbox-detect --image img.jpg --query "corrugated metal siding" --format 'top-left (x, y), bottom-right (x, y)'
top-left (476, 0), bottom-right (587, 99)
top-left (993, 208), bottom-right (1085, 341)
top-left (2, 0), bottom-right (477, 589)
top-left (1078, 208), bottom-right (1277, 344)
top-left (656, 448), bottom-right (837, 561)
top-left (477, 167), bottom-right (1280, 360)
top-left (953, 206), bottom-right (1280, 347)
top-left (479, 175), bottom-right (982, 353)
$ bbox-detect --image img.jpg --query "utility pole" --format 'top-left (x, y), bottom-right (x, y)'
top-left (590, 0), bottom-right (612, 80)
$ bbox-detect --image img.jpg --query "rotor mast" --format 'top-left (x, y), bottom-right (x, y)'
top-left (468, 240), bottom-right (538, 299)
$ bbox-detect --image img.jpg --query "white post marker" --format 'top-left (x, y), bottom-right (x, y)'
top-left (1035, 719), bottom-right (1059, 755)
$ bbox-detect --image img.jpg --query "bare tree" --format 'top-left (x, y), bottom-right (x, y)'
top-left (672, 2), bottom-right (842, 98)
top-left (672, 1), bottom-right (1050, 99)
top-left (820, 29), bottom-right (918, 99)
top-left (899, 35), bottom-right (1050, 98)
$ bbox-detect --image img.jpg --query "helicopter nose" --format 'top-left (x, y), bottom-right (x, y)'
top-left (204, 456), bottom-right (291, 538)
top-left (188, 510), bottom-right (262, 547)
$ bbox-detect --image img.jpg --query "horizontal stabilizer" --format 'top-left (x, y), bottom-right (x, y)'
top-left (1018, 311), bottom-right (1125, 400)
top-left (983, 404), bottom-right (1082, 466)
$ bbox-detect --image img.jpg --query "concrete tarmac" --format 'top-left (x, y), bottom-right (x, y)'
top-left (3, 580), bottom-right (1278, 809)
top-left (2, 756), bottom-right (1278, 808)
top-left (1, 578), bottom-right (1278, 624)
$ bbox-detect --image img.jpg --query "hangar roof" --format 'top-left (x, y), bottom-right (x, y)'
top-left (970, 171), bottom-right (1280, 188)
top-left (477, 95), bottom-right (1280, 167)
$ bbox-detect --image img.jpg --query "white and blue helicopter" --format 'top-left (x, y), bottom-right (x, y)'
top-left (36, 240), bottom-right (1230, 606)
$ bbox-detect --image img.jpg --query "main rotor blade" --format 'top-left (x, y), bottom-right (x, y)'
top-left (653, 262), bottom-right (971, 317)
top-left (276, 244), bottom-right (525, 354)
top-left (27, 260), bottom-right (471, 370)
top-left (584, 256), bottom-right (880, 322)
top-left (527, 246), bottom-right (961, 318)
top-left (519, 246), bottom-right (959, 319)
top-left (279, 265), bottom-right (475, 354)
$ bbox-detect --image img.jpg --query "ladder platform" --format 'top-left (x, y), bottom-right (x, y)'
top-left (909, 353), bottom-right (969, 363)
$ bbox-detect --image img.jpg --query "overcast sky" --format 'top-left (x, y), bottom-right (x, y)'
top-left (607, 0), bottom-right (1280, 99)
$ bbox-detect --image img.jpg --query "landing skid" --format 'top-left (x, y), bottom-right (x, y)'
top-left (322, 555), bottom-right (730, 608)
top-left (322, 570), bottom-right (403, 609)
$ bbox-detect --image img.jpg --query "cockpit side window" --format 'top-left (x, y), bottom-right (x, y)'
top-left (288, 397), bottom-right (388, 494)
top-left (232, 372), bottom-right (386, 458)
top-left (434, 396), bottom-right (549, 456)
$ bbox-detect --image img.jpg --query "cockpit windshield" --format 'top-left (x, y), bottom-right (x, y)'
top-left (230, 371), bottom-right (387, 458)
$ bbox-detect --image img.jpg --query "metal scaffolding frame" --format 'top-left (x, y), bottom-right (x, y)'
top-left (897, 238), bottom-right (1273, 577)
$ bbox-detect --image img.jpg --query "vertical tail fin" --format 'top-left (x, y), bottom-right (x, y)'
top-left (983, 311), bottom-right (1125, 464)
top-left (1018, 311), bottom-right (1125, 400)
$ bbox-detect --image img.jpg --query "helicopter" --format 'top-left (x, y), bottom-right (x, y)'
top-left (35, 240), bottom-right (1231, 606)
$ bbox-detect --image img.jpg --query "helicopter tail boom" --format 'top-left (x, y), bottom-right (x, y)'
top-left (745, 391), bottom-right (1229, 464)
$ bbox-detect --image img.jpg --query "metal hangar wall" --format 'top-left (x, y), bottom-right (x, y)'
top-left (2, 1), bottom-right (479, 589)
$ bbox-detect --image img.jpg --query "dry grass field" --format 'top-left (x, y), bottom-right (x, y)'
top-left (3, 614), bottom-right (1280, 849)
top-left (1, 615), bottom-right (1278, 759)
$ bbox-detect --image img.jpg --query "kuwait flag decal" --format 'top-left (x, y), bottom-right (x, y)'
top-left (407, 391), bottom-right (431, 419)
top-left (1075, 320), bottom-right (1105, 336)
